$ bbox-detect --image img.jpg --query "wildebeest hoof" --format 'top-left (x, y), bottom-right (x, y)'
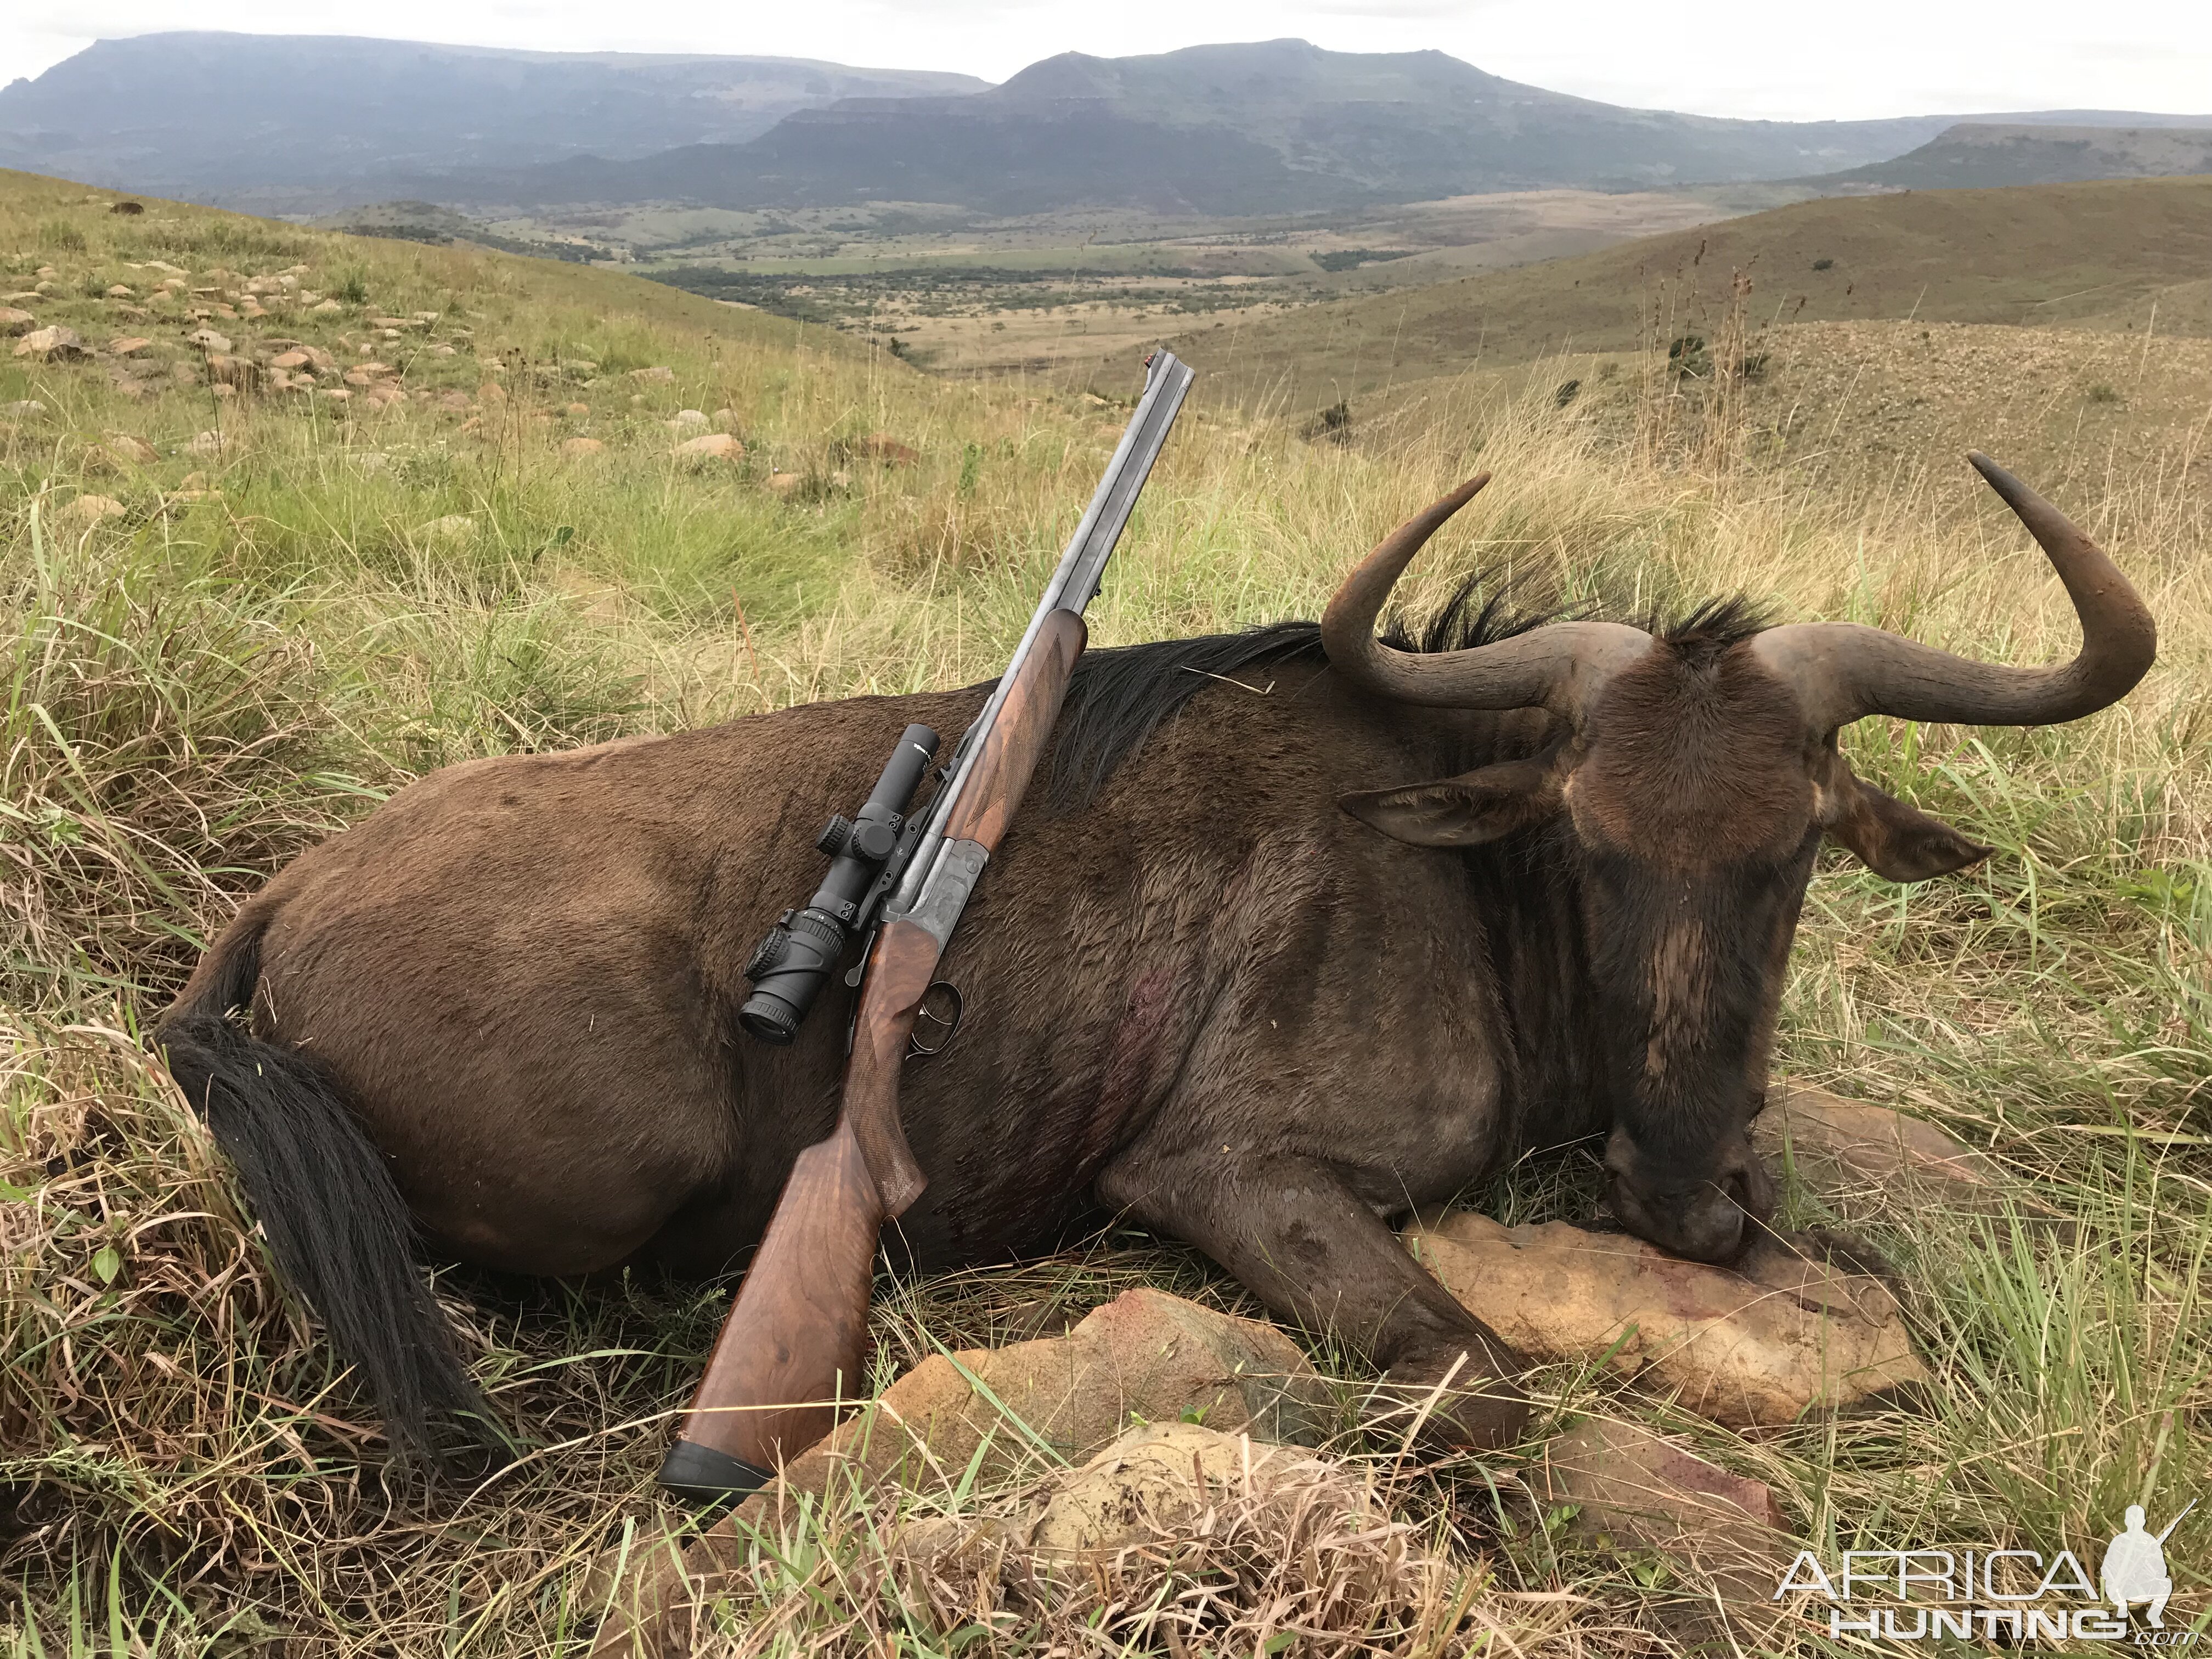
top-left (1367, 1356), bottom-right (1531, 1450)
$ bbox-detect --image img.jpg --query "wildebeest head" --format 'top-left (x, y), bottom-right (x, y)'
top-left (1324, 456), bottom-right (2155, 1262)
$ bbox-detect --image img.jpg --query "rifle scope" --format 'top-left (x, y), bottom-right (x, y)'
top-left (737, 724), bottom-right (940, 1045)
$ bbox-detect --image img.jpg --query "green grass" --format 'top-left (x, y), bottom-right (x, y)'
top-left (1174, 173), bottom-right (2212, 405)
top-left (3, 175), bottom-right (2209, 1654)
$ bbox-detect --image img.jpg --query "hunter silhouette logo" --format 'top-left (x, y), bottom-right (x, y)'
top-left (2104, 1502), bottom-right (2194, 1629)
top-left (1774, 1498), bottom-right (2199, 1644)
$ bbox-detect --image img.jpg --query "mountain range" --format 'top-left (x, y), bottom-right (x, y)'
top-left (0, 34), bottom-right (984, 214)
top-left (3, 33), bottom-right (2207, 218)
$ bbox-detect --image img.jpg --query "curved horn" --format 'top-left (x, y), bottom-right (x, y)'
top-left (1321, 474), bottom-right (1650, 714)
top-left (1750, 454), bottom-right (2157, 732)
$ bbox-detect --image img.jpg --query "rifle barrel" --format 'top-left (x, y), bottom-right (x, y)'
top-left (889, 349), bottom-right (1193, 916)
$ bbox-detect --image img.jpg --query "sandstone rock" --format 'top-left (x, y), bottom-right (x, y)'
top-left (436, 391), bottom-right (472, 413)
top-left (765, 470), bottom-right (803, 495)
top-left (430, 343), bottom-right (457, 357)
top-left (270, 349), bottom-right (312, 371)
top-left (209, 383), bottom-right (236, 400)
top-left (320, 388), bottom-right (351, 404)
top-left (351, 452), bottom-right (393, 473)
top-left (106, 284), bottom-right (133, 297)
top-left (186, 430), bottom-right (227, 457)
top-left (187, 328), bottom-right (233, 354)
top-left (478, 381), bottom-right (507, 406)
top-left (1541, 1418), bottom-right (1790, 1606)
top-left (423, 515), bottom-right (476, 541)
top-left (629, 365), bottom-right (675, 383)
top-left (14, 325), bottom-right (88, 362)
top-left (853, 431), bottom-right (919, 465)
top-left (561, 359), bottom-right (599, 375)
top-left (711, 407), bottom-right (738, 430)
top-left (101, 433), bottom-right (159, 466)
top-left (1406, 1213), bottom-right (1927, 1427)
top-left (565, 402), bottom-right (589, 417)
top-left (1025, 1421), bottom-right (1367, 1561)
top-left (206, 354), bottom-right (261, 392)
top-left (672, 432), bottom-right (743, 464)
top-left (60, 494), bottom-right (127, 527)
top-left (1756, 1082), bottom-right (2000, 1204)
top-left (108, 336), bottom-right (153, 356)
top-left (5, 400), bottom-right (48, 419)
top-left (560, 437), bottom-right (606, 460)
top-left (313, 299), bottom-right (343, 313)
top-left (667, 408), bottom-right (709, 432)
top-left (0, 307), bottom-right (33, 336)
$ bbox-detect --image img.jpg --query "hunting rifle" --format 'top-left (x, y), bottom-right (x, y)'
top-left (660, 349), bottom-right (1196, 1503)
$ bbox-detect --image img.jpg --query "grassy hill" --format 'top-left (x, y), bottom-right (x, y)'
top-left (1167, 174), bottom-right (2212, 408)
top-left (5, 170), bottom-right (2210, 1652)
top-left (1819, 122), bottom-right (2212, 190)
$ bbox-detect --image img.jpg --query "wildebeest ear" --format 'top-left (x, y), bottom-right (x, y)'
top-left (1826, 772), bottom-right (1991, 882)
top-left (1339, 758), bottom-right (1560, 848)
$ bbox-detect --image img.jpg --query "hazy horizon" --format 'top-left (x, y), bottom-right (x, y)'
top-left (4, 3), bottom-right (2210, 128)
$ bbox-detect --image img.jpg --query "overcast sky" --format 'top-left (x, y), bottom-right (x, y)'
top-left (4, 0), bottom-right (2209, 122)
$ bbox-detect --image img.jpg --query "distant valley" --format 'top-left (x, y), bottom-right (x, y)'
top-left (4, 33), bottom-right (2207, 221)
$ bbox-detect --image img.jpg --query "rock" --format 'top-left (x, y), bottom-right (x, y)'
top-left (672, 432), bottom-right (744, 464)
top-left (599, 1412), bottom-right (1423, 1657)
top-left (559, 437), bottom-right (606, 460)
top-left (0, 307), bottom-right (33, 336)
top-left (210, 383), bottom-right (236, 400)
top-left (270, 349), bottom-right (312, 371)
top-left (1024, 1421), bottom-right (1368, 1561)
top-left (765, 470), bottom-right (803, 495)
top-left (101, 433), bottom-right (159, 465)
top-left (14, 325), bottom-right (89, 362)
top-left (854, 431), bottom-right (919, 465)
top-left (313, 298), bottom-right (343, 313)
top-left (430, 343), bottom-right (457, 357)
top-left (320, 388), bottom-right (352, 404)
top-left (1756, 1082), bottom-right (2000, 1203)
top-left (711, 407), bottom-right (739, 431)
top-left (1541, 1419), bottom-right (1790, 1606)
top-left (667, 409), bottom-right (709, 432)
top-left (561, 359), bottom-right (599, 375)
top-left (351, 452), bottom-right (393, 473)
top-left (206, 354), bottom-right (261, 392)
top-left (565, 402), bottom-right (589, 417)
top-left (436, 391), bottom-right (472, 413)
top-left (186, 329), bottom-right (233, 354)
top-left (423, 515), bottom-right (476, 541)
top-left (59, 494), bottom-right (128, 527)
top-left (1406, 1213), bottom-right (1927, 1427)
top-left (108, 336), bottom-right (153, 356)
top-left (186, 430), bottom-right (227, 457)
top-left (629, 365), bottom-right (675, 383)
top-left (106, 284), bottom-right (133, 297)
top-left (478, 381), bottom-right (507, 406)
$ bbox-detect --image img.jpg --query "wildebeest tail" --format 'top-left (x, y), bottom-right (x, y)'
top-left (155, 917), bottom-right (500, 1461)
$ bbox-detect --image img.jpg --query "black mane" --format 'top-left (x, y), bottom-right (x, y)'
top-left (1046, 574), bottom-right (1767, 810)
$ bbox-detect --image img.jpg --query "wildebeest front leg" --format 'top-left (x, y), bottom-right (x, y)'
top-left (1096, 1149), bottom-right (1531, 1448)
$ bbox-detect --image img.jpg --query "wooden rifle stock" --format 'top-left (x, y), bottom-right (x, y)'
top-left (660, 611), bottom-right (1088, 1502)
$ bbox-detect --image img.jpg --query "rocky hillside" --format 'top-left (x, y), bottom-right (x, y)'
top-left (0, 35), bottom-right (985, 215)
top-left (1820, 122), bottom-right (2212, 190)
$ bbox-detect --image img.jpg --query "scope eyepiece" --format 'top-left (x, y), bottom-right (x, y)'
top-left (738, 723), bottom-right (940, 1045)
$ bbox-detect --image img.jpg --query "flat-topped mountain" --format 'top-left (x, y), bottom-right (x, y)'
top-left (0, 33), bottom-right (985, 213)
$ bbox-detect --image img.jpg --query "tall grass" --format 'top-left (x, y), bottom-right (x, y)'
top-left (2, 182), bottom-right (2207, 1652)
